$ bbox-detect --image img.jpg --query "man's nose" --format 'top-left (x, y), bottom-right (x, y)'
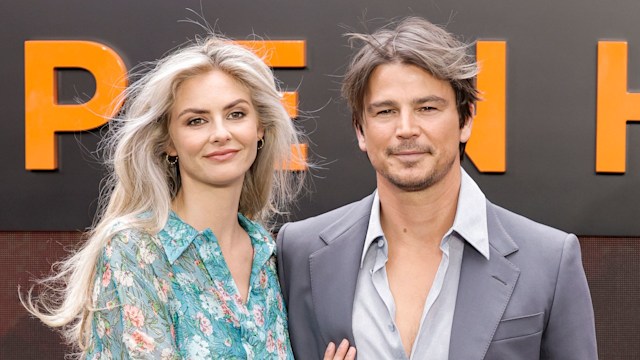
top-left (396, 112), bottom-right (420, 138)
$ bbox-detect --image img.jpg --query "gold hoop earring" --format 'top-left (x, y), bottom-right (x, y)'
top-left (257, 138), bottom-right (265, 150)
top-left (166, 154), bottom-right (178, 166)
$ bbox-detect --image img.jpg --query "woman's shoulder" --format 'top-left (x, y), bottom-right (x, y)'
top-left (100, 223), bottom-right (162, 264)
top-left (110, 225), bottom-right (155, 245)
top-left (104, 213), bottom-right (163, 245)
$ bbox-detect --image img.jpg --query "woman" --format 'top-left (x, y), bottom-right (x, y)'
top-left (22, 35), bottom-right (354, 359)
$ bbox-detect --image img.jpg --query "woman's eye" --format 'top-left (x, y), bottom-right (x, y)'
top-left (228, 111), bottom-right (246, 120)
top-left (187, 118), bottom-right (206, 126)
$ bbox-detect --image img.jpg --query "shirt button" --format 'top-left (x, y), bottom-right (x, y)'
top-left (388, 323), bottom-right (396, 332)
top-left (377, 239), bottom-right (384, 248)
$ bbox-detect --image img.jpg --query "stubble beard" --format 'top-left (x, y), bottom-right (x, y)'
top-left (380, 147), bottom-right (458, 192)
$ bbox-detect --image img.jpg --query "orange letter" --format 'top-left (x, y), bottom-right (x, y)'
top-left (236, 40), bottom-right (308, 170)
top-left (466, 41), bottom-right (507, 173)
top-left (235, 40), bottom-right (305, 118)
top-left (596, 41), bottom-right (640, 173)
top-left (25, 40), bottom-right (127, 170)
top-left (234, 40), bottom-right (306, 68)
top-left (283, 144), bottom-right (308, 171)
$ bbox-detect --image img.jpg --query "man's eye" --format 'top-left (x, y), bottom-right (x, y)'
top-left (419, 106), bottom-right (437, 112)
top-left (228, 111), bottom-right (246, 119)
top-left (377, 109), bottom-right (393, 116)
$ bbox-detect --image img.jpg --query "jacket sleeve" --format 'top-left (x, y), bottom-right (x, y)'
top-left (541, 234), bottom-right (597, 359)
top-left (276, 222), bottom-right (290, 306)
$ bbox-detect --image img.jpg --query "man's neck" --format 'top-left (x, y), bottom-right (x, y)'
top-left (377, 166), bottom-right (462, 248)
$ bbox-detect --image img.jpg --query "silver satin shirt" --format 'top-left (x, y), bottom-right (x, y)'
top-left (352, 169), bottom-right (490, 360)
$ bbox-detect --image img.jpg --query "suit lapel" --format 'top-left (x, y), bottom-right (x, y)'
top-left (449, 202), bottom-right (520, 360)
top-left (309, 195), bottom-right (373, 345)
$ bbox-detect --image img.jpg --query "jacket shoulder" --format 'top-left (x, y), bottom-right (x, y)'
top-left (282, 195), bottom-right (372, 237)
top-left (277, 195), bottom-right (372, 254)
top-left (486, 201), bottom-right (577, 269)
top-left (488, 202), bottom-right (569, 242)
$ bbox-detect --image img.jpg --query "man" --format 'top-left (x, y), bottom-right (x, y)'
top-left (277, 17), bottom-right (597, 360)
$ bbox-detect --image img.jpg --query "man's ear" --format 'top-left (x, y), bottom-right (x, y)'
top-left (460, 104), bottom-right (474, 143)
top-left (355, 124), bottom-right (367, 152)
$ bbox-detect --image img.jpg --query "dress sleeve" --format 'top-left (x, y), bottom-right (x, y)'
top-left (86, 230), bottom-right (180, 360)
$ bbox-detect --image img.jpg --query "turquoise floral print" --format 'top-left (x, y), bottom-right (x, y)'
top-left (85, 212), bottom-right (294, 359)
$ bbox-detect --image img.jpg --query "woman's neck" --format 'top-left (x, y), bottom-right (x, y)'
top-left (172, 179), bottom-right (244, 243)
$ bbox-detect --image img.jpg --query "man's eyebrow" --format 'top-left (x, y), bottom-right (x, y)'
top-left (413, 96), bottom-right (448, 105)
top-left (366, 100), bottom-right (397, 112)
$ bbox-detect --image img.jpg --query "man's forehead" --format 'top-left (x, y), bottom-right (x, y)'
top-left (363, 63), bottom-right (453, 97)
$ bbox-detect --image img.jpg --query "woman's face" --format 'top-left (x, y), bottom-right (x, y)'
top-left (166, 70), bottom-right (264, 191)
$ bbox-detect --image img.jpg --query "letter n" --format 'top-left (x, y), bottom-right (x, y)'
top-left (466, 41), bottom-right (507, 173)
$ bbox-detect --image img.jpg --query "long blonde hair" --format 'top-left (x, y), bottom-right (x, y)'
top-left (21, 35), bottom-right (304, 353)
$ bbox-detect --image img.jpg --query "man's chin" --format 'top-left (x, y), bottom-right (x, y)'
top-left (385, 174), bottom-right (437, 192)
top-left (382, 164), bottom-right (455, 192)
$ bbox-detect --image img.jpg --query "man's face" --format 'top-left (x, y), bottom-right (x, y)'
top-left (357, 62), bottom-right (472, 192)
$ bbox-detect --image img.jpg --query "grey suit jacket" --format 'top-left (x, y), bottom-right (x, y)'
top-left (277, 194), bottom-right (597, 359)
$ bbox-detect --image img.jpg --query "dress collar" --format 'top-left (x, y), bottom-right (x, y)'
top-left (158, 211), bottom-right (275, 264)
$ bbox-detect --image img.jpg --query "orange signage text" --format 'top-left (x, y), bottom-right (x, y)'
top-left (467, 40), bottom-right (507, 173)
top-left (596, 41), bottom-right (640, 173)
top-left (25, 41), bottom-right (127, 170)
top-left (24, 39), bottom-right (640, 173)
top-left (24, 40), bottom-right (307, 171)
top-left (235, 40), bottom-right (307, 170)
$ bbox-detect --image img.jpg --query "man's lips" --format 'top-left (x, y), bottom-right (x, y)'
top-left (386, 142), bottom-right (433, 157)
top-left (392, 150), bottom-right (427, 156)
top-left (387, 146), bottom-right (432, 162)
top-left (391, 151), bottom-right (427, 162)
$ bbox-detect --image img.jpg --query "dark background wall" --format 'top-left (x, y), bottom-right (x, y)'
top-left (2, 0), bottom-right (640, 358)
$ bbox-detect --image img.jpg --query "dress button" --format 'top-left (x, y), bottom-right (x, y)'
top-left (377, 239), bottom-right (384, 248)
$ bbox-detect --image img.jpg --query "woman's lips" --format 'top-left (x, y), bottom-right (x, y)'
top-left (205, 149), bottom-right (239, 161)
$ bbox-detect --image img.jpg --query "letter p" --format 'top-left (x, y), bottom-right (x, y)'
top-left (24, 40), bottom-right (127, 170)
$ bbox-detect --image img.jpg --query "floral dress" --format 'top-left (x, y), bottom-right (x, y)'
top-left (85, 212), bottom-right (294, 359)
